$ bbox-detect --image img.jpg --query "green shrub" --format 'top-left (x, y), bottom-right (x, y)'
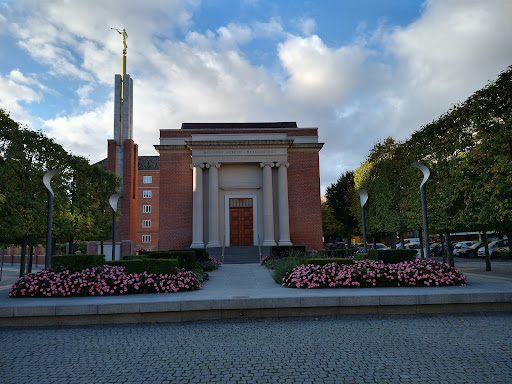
top-left (324, 249), bottom-right (356, 258)
top-left (144, 250), bottom-right (196, 270)
top-left (272, 257), bottom-right (307, 284)
top-left (192, 269), bottom-right (209, 282)
top-left (107, 259), bottom-right (179, 275)
top-left (306, 258), bottom-right (354, 267)
top-left (269, 245), bottom-right (307, 259)
top-left (123, 254), bottom-right (148, 260)
top-left (51, 254), bottom-right (106, 273)
top-left (367, 249), bottom-right (417, 264)
top-left (199, 261), bottom-right (219, 272)
top-left (353, 253), bottom-right (376, 261)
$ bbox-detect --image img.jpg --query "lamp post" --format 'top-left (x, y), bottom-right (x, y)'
top-left (109, 194), bottom-right (121, 261)
top-left (356, 189), bottom-right (369, 253)
top-left (412, 163), bottom-right (431, 259)
top-left (43, 169), bottom-right (61, 269)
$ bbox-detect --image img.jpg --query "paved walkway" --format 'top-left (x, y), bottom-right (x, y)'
top-left (1, 313), bottom-right (511, 383)
top-left (1, 259), bottom-right (512, 327)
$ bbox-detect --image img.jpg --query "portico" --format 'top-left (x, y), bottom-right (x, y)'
top-left (155, 122), bottom-right (324, 251)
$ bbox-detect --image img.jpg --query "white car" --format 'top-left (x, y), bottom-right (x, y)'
top-left (453, 241), bottom-right (480, 256)
top-left (477, 239), bottom-right (509, 259)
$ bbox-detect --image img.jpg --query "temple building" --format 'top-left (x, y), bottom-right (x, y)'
top-left (104, 71), bottom-right (324, 257)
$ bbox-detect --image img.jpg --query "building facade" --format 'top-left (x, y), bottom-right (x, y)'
top-left (106, 73), bottom-right (324, 255)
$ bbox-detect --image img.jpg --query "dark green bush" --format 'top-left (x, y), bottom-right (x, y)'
top-left (324, 249), bottom-right (356, 258)
top-left (192, 269), bottom-right (209, 282)
top-left (270, 245), bottom-right (307, 259)
top-left (272, 257), bottom-right (307, 284)
top-left (51, 254), bottom-right (106, 273)
top-left (144, 250), bottom-right (196, 270)
top-left (367, 249), bottom-right (417, 264)
top-left (353, 253), bottom-right (376, 261)
top-left (123, 254), bottom-right (148, 260)
top-left (306, 258), bottom-right (354, 266)
top-left (179, 248), bottom-right (209, 262)
top-left (199, 261), bottom-right (219, 272)
top-left (107, 259), bottom-right (179, 275)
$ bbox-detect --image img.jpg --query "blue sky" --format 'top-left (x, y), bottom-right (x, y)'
top-left (1, 0), bottom-right (511, 194)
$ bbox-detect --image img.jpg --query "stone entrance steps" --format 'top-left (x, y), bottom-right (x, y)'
top-left (207, 246), bottom-right (270, 264)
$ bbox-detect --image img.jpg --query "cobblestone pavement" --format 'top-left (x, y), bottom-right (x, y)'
top-left (1, 313), bottom-right (511, 384)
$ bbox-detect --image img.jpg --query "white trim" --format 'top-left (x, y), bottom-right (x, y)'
top-left (224, 194), bottom-right (258, 247)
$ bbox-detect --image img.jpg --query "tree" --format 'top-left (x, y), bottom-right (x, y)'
top-left (325, 171), bottom-right (359, 242)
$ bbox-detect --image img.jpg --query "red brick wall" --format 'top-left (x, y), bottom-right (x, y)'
top-left (287, 150), bottom-right (324, 250)
top-left (136, 170), bottom-right (160, 251)
top-left (158, 152), bottom-right (193, 250)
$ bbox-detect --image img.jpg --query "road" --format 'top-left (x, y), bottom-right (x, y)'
top-left (1, 313), bottom-right (511, 383)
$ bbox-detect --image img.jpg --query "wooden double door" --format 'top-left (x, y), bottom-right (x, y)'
top-left (229, 198), bottom-right (253, 246)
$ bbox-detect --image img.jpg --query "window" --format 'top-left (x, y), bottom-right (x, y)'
top-left (142, 235), bottom-right (151, 243)
top-left (143, 205), bottom-right (151, 213)
top-left (143, 176), bottom-right (152, 184)
top-left (142, 220), bottom-right (151, 228)
top-left (143, 190), bottom-right (152, 198)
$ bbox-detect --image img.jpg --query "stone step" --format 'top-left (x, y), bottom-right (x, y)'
top-left (207, 246), bottom-right (270, 264)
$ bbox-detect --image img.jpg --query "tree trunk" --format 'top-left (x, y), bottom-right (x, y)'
top-left (446, 232), bottom-right (455, 267)
top-left (100, 240), bottom-right (104, 255)
top-left (440, 233), bottom-right (447, 264)
top-left (399, 233), bottom-right (405, 248)
top-left (27, 245), bottom-right (34, 274)
top-left (19, 238), bottom-right (28, 278)
top-left (68, 238), bottom-right (74, 255)
top-left (482, 230), bottom-right (491, 272)
top-left (390, 233), bottom-right (396, 249)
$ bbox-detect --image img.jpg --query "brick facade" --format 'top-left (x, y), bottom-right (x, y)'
top-left (136, 169), bottom-right (160, 251)
top-left (287, 150), bottom-right (324, 250)
top-left (158, 151), bottom-right (193, 250)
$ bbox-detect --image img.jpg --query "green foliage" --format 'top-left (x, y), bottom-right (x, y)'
top-left (352, 253), bottom-right (375, 261)
top-left (107, 259), bottom-right (179, 275)
top-left (51, 254), bottom-right (106, 273)
top-left (324, 171), bottom-right (359, 238)
top-left (174, 248), bottom-right (209, 262)
top-left (145, 250), bottom-right (197, 270)
top-left (192, 269), bottom-right (210, 282)
top-left (199, 261), bottom-right (219, 272)
top-left (306, 258), bottom-right (354, 266)
top-left (270, 245), bottom-right (307, 259)
top-left (367, 249), bottom-right (417, 264)
top-left (272, 257), bottom-right (307, 284)
top-left (324, 249), bottom-right (356, 258)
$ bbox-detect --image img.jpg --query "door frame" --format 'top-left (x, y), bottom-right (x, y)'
top-left (224, 194), bottom-right (258, 247)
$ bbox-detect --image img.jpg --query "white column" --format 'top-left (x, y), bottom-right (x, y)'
top-left (277, 162), bottom-right (292, 246)
top-left (260, 162), bottom-right (277, 246)
top-left (191, 164), bottom-right (204, 248)
top-left (206, 163), bottom-right (221, 248)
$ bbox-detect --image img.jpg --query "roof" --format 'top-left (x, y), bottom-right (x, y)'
top-left (181, 122), bottom-right (298, 130)
top-left (138, 156), bottom-right (159, 170)
top-left (95, 156), bottom-right (160, 171)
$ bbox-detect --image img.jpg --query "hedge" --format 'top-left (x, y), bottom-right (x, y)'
top-left (306, 258), bottom-right (354, 267)
top-left (107, 259), bottom-right (179, 275)
top-left (144, 250), bottom-right (197, 270)
top-left (324, 249), bottom-right (356, 258)
top-left (51, 254), bottom-right (106, 273)
top-left (367, 249), bottom-right (417, 264)
top-left (269, 245), bottom-right (307, 259)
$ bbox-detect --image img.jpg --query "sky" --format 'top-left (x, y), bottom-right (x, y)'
top-left (1, 0), bottom-right (512, 195)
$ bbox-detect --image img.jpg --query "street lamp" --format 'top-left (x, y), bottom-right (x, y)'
top-left (43, 169), bottom-right (61, 269)
top-left (356, 189), bottom-right (369, 253)
top-left (412, 163), bottom-right (431, 259)
top-left (109, 194), bottom-right (121, 261)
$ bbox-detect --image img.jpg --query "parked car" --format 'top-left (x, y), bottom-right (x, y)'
top-left (452, 241), bottom-right (480, 257)
top-left (458, 242), bottom-right (483, 258)
top-left (404, 242), bottom-right (422, 257)
top-left (477, 240), bottom-right (509, 259)
top-left (430, 242), bottom-right (443, 257)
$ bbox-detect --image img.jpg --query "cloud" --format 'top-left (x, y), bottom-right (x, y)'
top-left (1, 0), bottom-right (512, 197)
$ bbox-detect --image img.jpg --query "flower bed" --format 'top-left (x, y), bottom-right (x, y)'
top-left (9, 265), bottom-right (202, 298)
top-left (282, 259), bottom-right (467, 288)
